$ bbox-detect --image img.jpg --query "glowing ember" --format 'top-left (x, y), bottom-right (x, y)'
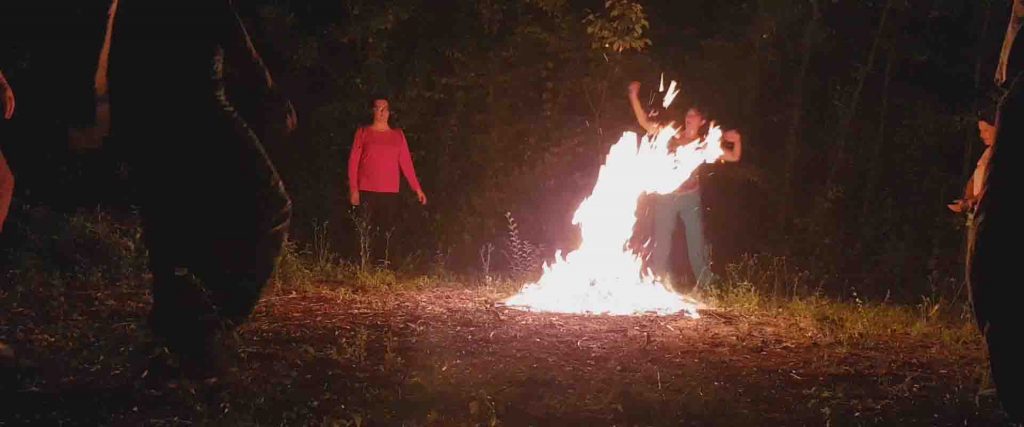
top-left (502, 82), bottom-right (725, 317)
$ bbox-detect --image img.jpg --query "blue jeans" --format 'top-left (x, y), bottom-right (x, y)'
top-left (650, 190), bottom-right (713, 288)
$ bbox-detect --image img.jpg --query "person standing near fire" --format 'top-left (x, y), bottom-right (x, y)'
top-left (348, 96), bottom-right (427, 266)
top-left (627, 80), bottom-right (741, 293)
top-left (948, 118), bottom-right (996, 215)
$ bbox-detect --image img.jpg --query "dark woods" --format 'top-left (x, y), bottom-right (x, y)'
top-left (0, 0), bottom-right (1011, 303)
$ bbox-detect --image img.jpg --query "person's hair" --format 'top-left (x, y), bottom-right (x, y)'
top-left (370, 94), bottom-right (390, 110)
top-left (687, 104), bottom-right (707, 119)
top-left (977, 106), bottom-right (996, 125)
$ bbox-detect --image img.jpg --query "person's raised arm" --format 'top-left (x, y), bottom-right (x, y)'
top-left (996, 0), bottom-right (1024, 85)
top-left (628, 81), bottom-right (658, 135)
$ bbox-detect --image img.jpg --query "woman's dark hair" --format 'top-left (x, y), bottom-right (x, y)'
top-left (370, 94), bottom-right (390, 109)
top-left (977, 105), bottom-right (997, 125)
top-left (687, 104), bottom-right (707, 118)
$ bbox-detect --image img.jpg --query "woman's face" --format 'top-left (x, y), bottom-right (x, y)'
top-left (373, 99), bottom-right (390, 124)
top-left (684, 108), bottom-right (706, 132)
top-left (978, 120), bottom-right (996, 146)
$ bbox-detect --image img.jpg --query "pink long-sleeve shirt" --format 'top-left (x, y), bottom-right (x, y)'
top-left (348, 127), bottom-right (422, 194)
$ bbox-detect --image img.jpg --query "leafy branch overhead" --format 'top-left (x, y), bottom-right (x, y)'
top-left (584, 0), bottom-right (652, 53)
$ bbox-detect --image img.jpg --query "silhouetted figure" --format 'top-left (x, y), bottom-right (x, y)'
top-left (107, 0), bottom-right (295, 377)
top-left (968, 0), bottom-right (1024, 421)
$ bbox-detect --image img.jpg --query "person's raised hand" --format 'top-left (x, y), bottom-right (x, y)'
top-left (628, 81), bottom-right (641, 98)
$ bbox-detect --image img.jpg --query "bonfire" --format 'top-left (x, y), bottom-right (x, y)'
top-left (502, 79), bottom-right (725, 317)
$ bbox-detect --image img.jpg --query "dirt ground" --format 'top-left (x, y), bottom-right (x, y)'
top-left (0, 285), bottom-right (1016, 426)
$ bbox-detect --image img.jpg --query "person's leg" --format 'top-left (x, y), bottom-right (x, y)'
top-left (135, 118), bottom-right (290, 379)
top-left (193, 115), bottom-right (292, 331)
top-left (630, 195), bottom-right (656, 273)
top-left (359, 191), bottom-right (382, 265)
top-left (118, 126), bottom-right (216, 379)
top-left (146, 132), bottom-right (290, 378)
top-left (204, 197), bottom-right (291, 326)
top-left (376, 192), bottom-right (399, 263)
top-left (140, 210), bottom-right (214, 359)
top-left (679, 189), bottom-right (713, 291)
top-left (360, 191), bottom-right (399, 267)
top-left (650, 194), bottom-right (681, 286)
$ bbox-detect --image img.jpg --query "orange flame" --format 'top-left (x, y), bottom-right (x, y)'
top-left (503, 85), bottom-right (724, 316)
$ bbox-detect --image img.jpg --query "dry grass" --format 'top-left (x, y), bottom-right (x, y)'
top-left (0, 211), bottom-right (1012, 425)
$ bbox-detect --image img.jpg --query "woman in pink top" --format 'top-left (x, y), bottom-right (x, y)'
top-left (348, 97), bottom-right (427, 264)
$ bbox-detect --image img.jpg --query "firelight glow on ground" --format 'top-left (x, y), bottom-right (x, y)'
top-left (502, 85), bottom-right (725, 317)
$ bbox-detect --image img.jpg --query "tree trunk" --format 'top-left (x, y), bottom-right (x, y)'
top-left (858, 46), bottom-right (894, 244)
top-left (781, 0), bottom-right (821, 237)
top-left (964, 1), bottom-right (995, 191)
top-left (823, 0), bottom-right (894, 190)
